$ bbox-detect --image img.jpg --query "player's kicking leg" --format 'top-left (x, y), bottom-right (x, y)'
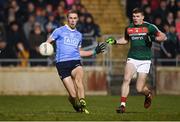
top-left (72, 66), bottom-right (89, 114)
top-left (62, 77), bottom-right (81, 112)
top-left (136, 73), bottom-right (152, 109)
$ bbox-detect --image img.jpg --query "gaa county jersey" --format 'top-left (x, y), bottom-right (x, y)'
top-left (50, 25), bottom-right (82, 62)
top-left (125, 21), bottom-right (160, 60)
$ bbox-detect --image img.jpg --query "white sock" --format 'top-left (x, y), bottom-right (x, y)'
top-left (121, 102), bottom-right (126, 107)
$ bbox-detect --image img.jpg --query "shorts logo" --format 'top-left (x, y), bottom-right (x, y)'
top-left (75, 64), bottom-right (80, 67)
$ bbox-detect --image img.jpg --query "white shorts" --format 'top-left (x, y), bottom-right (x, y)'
top-left (127, 58), bottom-right (151, 73)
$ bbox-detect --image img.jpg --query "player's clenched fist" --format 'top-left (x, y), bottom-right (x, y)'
top-left (106, 37), bottom-right (117, 45)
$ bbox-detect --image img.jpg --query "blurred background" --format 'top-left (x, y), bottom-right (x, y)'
top-left (0, 0), bottom-right (180, 96)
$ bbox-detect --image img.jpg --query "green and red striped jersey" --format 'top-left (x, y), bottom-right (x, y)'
top-left (124, 21), bottom-right (160, 60)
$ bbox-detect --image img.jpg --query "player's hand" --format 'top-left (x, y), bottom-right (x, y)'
top-left (94, 42), bottom-right (107, 54)
top-left (106, 37), bottom-right (116, 45)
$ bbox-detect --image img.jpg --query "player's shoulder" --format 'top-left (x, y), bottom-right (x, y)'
top-left (52, 26), bottom-right (64, 33)
top-left (143, 21), bottom-right (157, 28)
top-left (56, 26), bottom-right (66, 31)
top-left (76, 30), bottom-right (82, 36)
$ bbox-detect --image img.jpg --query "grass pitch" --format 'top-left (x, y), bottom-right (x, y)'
top-left (0, 95), bottom-right (179, 121)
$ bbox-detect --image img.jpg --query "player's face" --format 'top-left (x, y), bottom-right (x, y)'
top-left (132, 13), bottom-right (144, 25)
top-left (67, 13), bottom-right (78, 29)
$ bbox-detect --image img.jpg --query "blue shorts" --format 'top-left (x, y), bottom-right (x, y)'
top-left (56, 60), bottom-right (82, 80)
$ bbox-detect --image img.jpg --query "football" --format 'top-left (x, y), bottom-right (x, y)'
top-left (39, 42), bottom-right (54, 56)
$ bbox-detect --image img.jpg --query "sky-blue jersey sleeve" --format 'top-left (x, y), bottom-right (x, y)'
top-left (50, 28), bottom-right (61, 41)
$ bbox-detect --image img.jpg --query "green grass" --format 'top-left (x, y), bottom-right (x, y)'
top-left (0, 95), bottom-right (180, 121)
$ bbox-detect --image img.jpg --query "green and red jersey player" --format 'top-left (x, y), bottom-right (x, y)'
top-left (106, 8), bottom-right (167, 113)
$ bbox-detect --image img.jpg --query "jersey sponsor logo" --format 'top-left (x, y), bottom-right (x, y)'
top-left (131, 36), bottom-right (144, 40)
top-left (127, 27), bottom-right (148, 35)
top-left (64, 37), bottom-right (80, 47)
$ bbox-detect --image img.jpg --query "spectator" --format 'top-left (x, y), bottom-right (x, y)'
top-left (35, 8), bottom-right (46, 30)
top-left (81, 15), bottom-right (100, 48)
top-left (175, 10), bottom-right (180, 41)
top-left (126, 0), bottom-right (141, 20)
top-left (32, 0), bottom-right (47, 9)
top-left (161, 24), bottom-right (179, 66)
top-left (141, 0), bottom-right (150, 8)
top-left (6, 7), bottom-right (16, 25)
top-left (150, 0), bottom-right (160, 12)
top-left (0, 22), bottom-right (7, 66)
top-left (23, 14), bottom-right (36, 41)
top-left (58, 0), bottom-right (68, 11)
top-left (165, 12), bottom-right (175, 25)
top-left (6, 21), bottom-right (28, 66)
top-left (0, 0), bottom-right (7, 23)
top-left (79, 6), bottom-right (92, 18)
top-left (0, 0), bottom-right (101, 67)
top-left (153, 0), bottom-right (169, 22)
top-left (81, 15), bottom-right (101, 65)
top-left (175, 10), bottom-right (180, 57)
top-left (74, 0), bottom-right (83, 13)
top-left (10, 0), bottom-right (26, 24)
top-left (66, 0), bottom-right (75, 8)
top-left (45, 4), bottom-right (54, 15)
top-left (169, 0), bottom-right (180, 15)
top-left (17, 0), bottom-right (29, 22)
top-left (26, 2), bottom-right (35, 16)
top-left (44, 12), bottom-right (60, 33)
top-left (55, 5), bottom-right (67, 25)
top-left (153, 16), bottom-right (165, 32)
top-left (71, 4), bottom-right (77, 12)
top-left (77, 13), bottom-right (86, 33)
top-left (28, 22), bottom-right (46, 66)
top-left (143, 5), bottom-right (153, 22)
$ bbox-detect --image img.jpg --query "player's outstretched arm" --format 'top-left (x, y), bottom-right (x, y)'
top-left (106, 37), bottom-right (128, 45)
top-left (80, 42), bottom-right (107, 57)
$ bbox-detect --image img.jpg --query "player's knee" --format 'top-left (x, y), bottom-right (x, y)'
top-left (136, 86), bottom-right (143, 93)
top-left (123, 77), bottom-right (131, 84)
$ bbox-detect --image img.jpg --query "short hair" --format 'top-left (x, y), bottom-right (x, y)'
top-left (67, 10), bottom-right (78, 18)
top-left (132, 8), bottom-right (144, 16)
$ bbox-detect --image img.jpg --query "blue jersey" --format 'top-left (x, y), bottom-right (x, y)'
top-left (50, 25), bottom-right (82, 63)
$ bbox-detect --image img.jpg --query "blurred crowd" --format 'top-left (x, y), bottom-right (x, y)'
top-left (0, 0), bottom-right (101, 67)
top-left (0, 0), bottom-right (179, 67)
top-left (126, 0), bottom-right (180, 66)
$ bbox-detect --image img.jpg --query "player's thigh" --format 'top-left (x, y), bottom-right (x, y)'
top-left (71, 66), bottom-right (84, 80)
top-left (123, 62), bottom-right (136, 82)
top-left (136, 72), bottom-right (148, 90)
top-left (136, 62), bottom-right (150, 88)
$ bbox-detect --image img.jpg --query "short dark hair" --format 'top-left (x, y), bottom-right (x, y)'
top-left (67, 10), bottom-right (78, 18)
top-left (132, 8), bottom-right (144, 16)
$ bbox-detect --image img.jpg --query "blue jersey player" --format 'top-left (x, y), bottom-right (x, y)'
top-left (46, 10), bottom-right (106, 114)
